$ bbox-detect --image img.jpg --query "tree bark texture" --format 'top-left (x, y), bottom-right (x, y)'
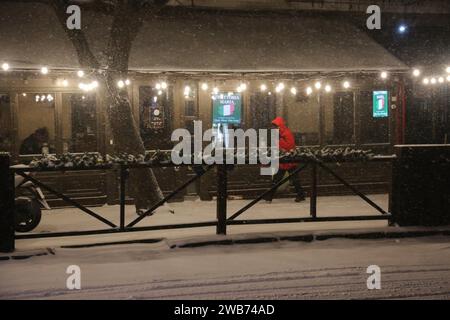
top-left (50, 0), bottom-right (165, 210)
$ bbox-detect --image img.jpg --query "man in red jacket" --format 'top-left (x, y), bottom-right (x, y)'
top-left (264, 117), bottom-right (306, 202)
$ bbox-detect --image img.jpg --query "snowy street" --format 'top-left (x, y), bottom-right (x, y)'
top-left (1, 236), bottom-right (450, 299)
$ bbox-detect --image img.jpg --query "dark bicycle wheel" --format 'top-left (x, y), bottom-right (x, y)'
top-left (14, 199), bottom-right (42, 233)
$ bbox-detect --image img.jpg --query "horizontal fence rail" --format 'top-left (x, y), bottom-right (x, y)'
top-left (0, 153), bottom-right (394, 252)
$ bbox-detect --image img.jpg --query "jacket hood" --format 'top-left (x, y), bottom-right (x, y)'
top-left (272, 117), bottom-right (286, 128)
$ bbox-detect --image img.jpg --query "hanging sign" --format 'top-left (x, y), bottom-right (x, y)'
top-left (212, 92), bottom-right (242, 124)
top-left (372, 91), bottom-right (389, 118)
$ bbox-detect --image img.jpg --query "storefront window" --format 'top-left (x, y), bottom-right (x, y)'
top-left (409, 87), bottom-right (450, 144)
top-left (249, 92), bottom-right (276, 130)
top-left (139, 85), bottom-right (172, 149)
top-left (285, 93), bottom-right (320, 145)
top-left (183, 82), bottom-right (198, 134)
top-left (62, 93), bottom-right (98, 153)
top-left (325, 92), bottom-right (355, 145)
top-left (18, 92), bottom-right (56, 155)
top-left (359, 91), bottom-right (389, 144)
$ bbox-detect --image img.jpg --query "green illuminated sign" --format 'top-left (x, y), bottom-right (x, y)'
top-left (212, 92), bottom-right (242, 124)
top-left (373, 91), bottom-right (389, 118)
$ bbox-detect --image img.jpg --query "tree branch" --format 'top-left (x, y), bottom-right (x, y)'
top-left (49, 0), bottom-right (101, 69)
top-left (105, 0), bottom-right (170, 73)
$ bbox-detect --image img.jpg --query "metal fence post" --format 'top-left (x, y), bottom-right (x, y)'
top-left (216, 164), bottom-right (227, 235)
top-left (119, 165), bottom-right (128, 231)
top-left (310, 162), bottom-right (317, 219)
top-left (0, 153), bottom-right (15, 252)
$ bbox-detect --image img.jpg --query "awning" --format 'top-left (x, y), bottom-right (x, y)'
top-left (0, 2), bottom-right (408, 73)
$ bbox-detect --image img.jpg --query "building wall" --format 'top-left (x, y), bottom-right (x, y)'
top-left (164, 77), bottom-right (399, 152)
top-left (0, 73), bottom-right (403, 156)
top-left (0, 73), bottom-right (403, 205)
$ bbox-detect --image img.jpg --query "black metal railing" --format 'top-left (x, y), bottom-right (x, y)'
top-left (0, 153), bottom-right (393, 252)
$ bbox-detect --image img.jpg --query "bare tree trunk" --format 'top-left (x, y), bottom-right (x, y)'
top-left (102, 73), bottom-right (164, 208)
top-left (50, 0), bottom-right (165, 210)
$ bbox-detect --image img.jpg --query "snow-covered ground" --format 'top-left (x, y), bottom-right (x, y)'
top-left (15, 194), bottom-right (389, 250)
top-left (4, 194), bottom-right (448, 300)
top-left (1, 236), bottom-right (450, 299)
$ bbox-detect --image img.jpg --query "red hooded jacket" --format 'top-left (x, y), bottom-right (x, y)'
top-left (272, 117), bottom-right (297, 170)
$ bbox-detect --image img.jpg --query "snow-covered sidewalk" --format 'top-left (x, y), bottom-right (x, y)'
top-left (14, 194), bottom-right (389, 251)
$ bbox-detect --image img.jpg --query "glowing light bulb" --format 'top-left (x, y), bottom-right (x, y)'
top-left (125, 79), bottom-right (131, 86)
top-left (447, 75), bottom-right (450, 82)
top-left (380, 71), bottom-right (388, 79)
top-left (446, 66), bottom-right (450, 73)
top-left (77, 70), bottom-right (84, 78)
top-left (438, 77), bottom-right (444, 83)
top-left (184, 86), bottom-right (191, 95)
top-left (240, 83), bottom-right (247, 91)
top-left (325, 84), bottom-right (332, 92)
top-left (430, 77), bottom-right (437, 84)
top-left (62, 79), bottom-right (69, 87)
top-left (41, 67), bottom-right (49, 75)
top-left (117, 80), bottom-right (125, 88)
top-left (343, 81), bottom-right (351, 89)
top-left (92, 81), bottom-right (98, 88)
top-left (290, 87), bottom-right (297, 95)
top-left (314, 82), bottom-right (321, 90)
top-left (2, 63), bottom-right (10, 71)
top-left (161, 81), bottom-right (167, 89)
top-left (260, 84), bottom-right (267, 92)
top-left (158, 90), bottom-right (163, 95)
top-left (201, 83), bottom-right (208, 91)
top-left (306, 87), bottom-right (313, 95)
top-left (423, 78), bottom-right (429, 85)
top-left (155, 83), bottom-right (161, 90)
top-left (412, 69), bottom-right (421, 77)
top-left (213, 87), bottom-right (219, 94)
top-left (398, 25), bottom-right (407, 33)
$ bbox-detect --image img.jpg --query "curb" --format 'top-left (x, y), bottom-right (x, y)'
top-left (0, 248), bottom-right (55, 261)
top-left (3, 226), bottom-right (450, 258)
top-left (169, 226), bottom-right (450, 248)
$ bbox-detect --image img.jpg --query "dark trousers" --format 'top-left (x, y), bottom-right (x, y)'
top-left (265, 167), bottom-right (306, 201)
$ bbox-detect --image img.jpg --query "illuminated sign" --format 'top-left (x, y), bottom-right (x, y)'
top-left (212, 92), bottom-right (242, 124)
top-left (373, 91), bottom-right (389, 118)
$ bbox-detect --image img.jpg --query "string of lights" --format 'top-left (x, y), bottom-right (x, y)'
top-left (1, 62), bottom-right (449, 99)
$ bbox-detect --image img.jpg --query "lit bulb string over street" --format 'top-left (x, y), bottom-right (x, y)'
top-left (1, 62), bottom-right (449, 96)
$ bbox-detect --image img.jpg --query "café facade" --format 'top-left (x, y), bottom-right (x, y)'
top-left (0, 3), bottom-right (410, 206)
